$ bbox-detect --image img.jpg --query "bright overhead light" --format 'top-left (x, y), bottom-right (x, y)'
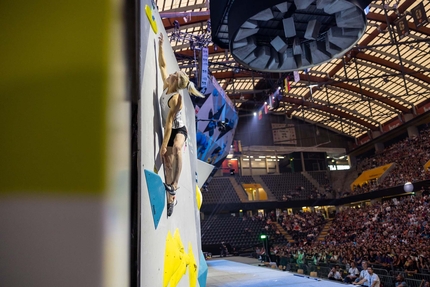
top-left (259, 156), bottom-right (266, 158)
top-left (253, 112), bottom-right (257, 116)
top-left (255, 159), bottom-right (261, 161)
top-left (243, 158), bottom-right (249, 161)
top-left (277, 156), bottom-right (284, 159)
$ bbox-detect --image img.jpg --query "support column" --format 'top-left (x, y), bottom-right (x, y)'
top-left (254, 184), bottom-right (260, 200)
top-left (239, 156), bottom-right (244, 176)
top-left (348, 155), bottom-right (356, 170)
top-left (404, 113), bottom-right (419, 138)
top-left (249, 154), bottom-right (252, 176)
top-left (301, 152), bottom-right (305, 172)
top-left (275, 151), bottom-right (280, 174)
top-left (372, 131), bottom-right (384, 153)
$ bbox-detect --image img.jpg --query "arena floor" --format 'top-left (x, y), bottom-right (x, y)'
top-left (206, 257), bottom-right (346, 287)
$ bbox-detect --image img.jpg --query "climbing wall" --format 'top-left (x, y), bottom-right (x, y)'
top-left (140, 1), bottom-right (208, 286)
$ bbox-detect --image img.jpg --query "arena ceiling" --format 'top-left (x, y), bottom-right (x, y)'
top-left (157, 0), bottom-right (430, 139)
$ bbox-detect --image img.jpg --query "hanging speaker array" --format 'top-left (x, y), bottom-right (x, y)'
top-left (211, 0), bottom-right (372, 72)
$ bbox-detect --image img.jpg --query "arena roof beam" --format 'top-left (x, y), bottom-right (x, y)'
top-left (367, 12), bottom-right (430, 36)
top-left (285, 74), bottom-right (410, 113)
top-left (228, 92), bottom-right (378, 131)
top-left (356, 53), bottom-right (430, 91)
top-left (308, 96), bottom-right (381, 126)
top-left (162, 15), bottom-right (210, 30)
top-left (328, 85), bottom-right (401, 113)
top-left (283, 96), bottom-right (378, 130)
top-left (213, 70), bottom-right (410, 112)
top-left (327, 0), bottom-right (417, 78)
top-left (308, 109), bottom-right (368, 132)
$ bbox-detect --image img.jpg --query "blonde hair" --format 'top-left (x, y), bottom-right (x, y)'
top-left (176, 71), bottom-right (205, 98)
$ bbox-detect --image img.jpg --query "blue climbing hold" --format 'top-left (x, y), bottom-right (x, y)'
top-left (144, 169), bottom-right (166, 229)
top-left (198, 250), bottom-right (208, 287)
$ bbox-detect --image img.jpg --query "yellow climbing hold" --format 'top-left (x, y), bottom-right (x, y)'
top-left (196, 185), bottom-right (203, 210)
top-left (163, 228), bottom-right (198, 287)
top-left (145, 4), bottom-right (158, 34)
top-left (188, 242), bottom-right (198, 287)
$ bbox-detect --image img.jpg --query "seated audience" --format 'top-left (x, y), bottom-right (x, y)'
top-left (344, 261), bottom-right (360, 283)
top-left (394, 274), bottom-right (407, 287)
top-left (353, 266), bottom-right (380, 287)
top-left (328, 265), bottom-right (343, 282)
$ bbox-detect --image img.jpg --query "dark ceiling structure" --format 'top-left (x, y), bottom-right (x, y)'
top-left (158, 0), bottom-right (430, 139)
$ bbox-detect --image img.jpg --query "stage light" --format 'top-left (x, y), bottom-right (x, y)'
top-left (253, 112), bottom-right (257, 116)
top-left (404, 182), bottom-right (414, 193)
top-left (206, 20), bottom-right (211, 33)
top-left (260, 234), bottom-right (267, 239)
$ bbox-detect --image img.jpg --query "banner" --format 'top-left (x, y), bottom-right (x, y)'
top-left (284, 78), bottom-right (290, 92)
top-left (200, 47), bottom-right (209, 89)
top-left (425, 160), bottom-right (430, 172)
top-left (417, 101), bottom-right (430, 114)
top-left (272, 123), bottom-right (297, 145)
top-left (293, 70), bottom-right (300, 82)
top-left (395, 16), bottom-right (409, 39)
top-left (350, 163), bottom-right (393, 190)
top-left (382, 117), bottom-right (402, 133)
top-left (195, 76), bottom-right (239, 166)
top-left (411, 2), bottom-right (428, 28)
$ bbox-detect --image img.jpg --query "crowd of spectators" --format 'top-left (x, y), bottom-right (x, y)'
top-left (241, 211), bottom-right (289, 245)
top-left (261, 194), bottom-right (430, 281)
top-left (353, 127), bottom-right (430, 194)
top-left (281, 186), bottom-right (332, 201)
top-left (278, 210), bottom-right (326, 244)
